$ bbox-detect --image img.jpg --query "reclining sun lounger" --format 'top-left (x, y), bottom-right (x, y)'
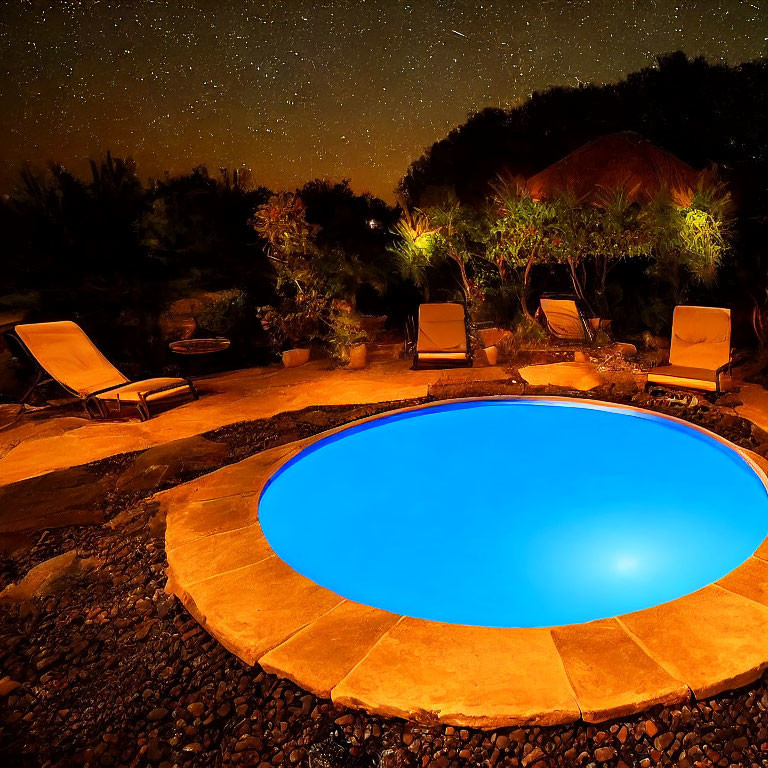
top-left (538, 297), bottom-right (598, 344)
top-left (413, 302), bottom-right (472, 369)
top-left (646, 305), bottom-right (732, 394)
top-left (10, 320), bottom-right (198, 420)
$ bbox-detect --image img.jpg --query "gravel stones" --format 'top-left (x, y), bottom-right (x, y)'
top-left (0, 550), bottom-right (101, 603)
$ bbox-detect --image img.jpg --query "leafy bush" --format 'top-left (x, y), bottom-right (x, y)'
top-left (194, 289), bottom-right (248, 335)
top-left (257, 290), bottom-right (328, 352)
top-left (326, 312), bottom-right (367, 363)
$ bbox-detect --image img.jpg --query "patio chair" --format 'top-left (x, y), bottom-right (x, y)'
top-left (9, 320), bottom-right (198, 420)
top-left (538, 297), bottom-right (598, 344)
top-left (412, 302), bottom-right (473, 369)
top-left (646, 306), bottom-right (732, 394)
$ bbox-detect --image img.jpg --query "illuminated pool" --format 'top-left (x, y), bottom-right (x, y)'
top-left (259, 399), bottom-right (768, 628)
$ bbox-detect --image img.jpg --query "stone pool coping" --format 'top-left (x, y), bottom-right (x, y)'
top-left (162, 396), bottom-right (768, 729)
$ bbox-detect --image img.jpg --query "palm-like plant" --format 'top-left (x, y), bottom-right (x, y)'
top-left (387, 208), bottom-right (438, 295)
top-left (589, 186), bottom-right (652, 312)
top-left (642, 176), bottom-right (733, 303)
top-left (487, 175), bottom-right (558, 319)
top-left (388, 195), bottom-right (491, 303)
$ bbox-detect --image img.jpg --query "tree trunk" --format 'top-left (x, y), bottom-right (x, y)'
top-left (450, 252), bottom-right (471, 303)
top-left (594, 255), bottom-right (610, 317)
top-left (567, 258), bottom-right (597, 317)
top-left (521, 256), bottom-right (535, 321)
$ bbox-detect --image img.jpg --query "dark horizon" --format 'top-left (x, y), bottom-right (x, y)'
top-left (2, 1), bottom-right (766, 201)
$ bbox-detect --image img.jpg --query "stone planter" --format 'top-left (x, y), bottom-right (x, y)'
top-left (348, 343), bottom-right (367, 369)
top-left (282, 348), bottom-right (310, 368)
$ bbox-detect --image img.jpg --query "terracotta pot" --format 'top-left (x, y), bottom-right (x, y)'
top-left (282, 348), bottom-right (310, 368)
top-left (348, 343), bottom-right (367, 369)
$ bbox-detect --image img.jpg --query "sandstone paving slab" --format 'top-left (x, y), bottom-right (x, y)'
top-left (153, 442), bottom-right (297, 511)
top-left (743, 448), bottom-right (768, 478)
top-left (551, 618), bottom-right (689, 723)
top-left (163, 497), bottom-right (257, 552)
top-left (754, 538), bottom-right (768, 562)
top-left (259, 602), bottom-right (401, 699)
top-left (156, 392), bottom-right (768, 726)
top-left (0, 361), bottom-right (506, 486)
top-left (519, 362), bottom-right (605, 391)
top-left (331, 619), bottom-right (580, 729)
top-left (0, 467), bottom-right (109, 533)
top-left (737, 383), bottom-right (768, 436)
top-left (175, 555), bottom-right (344, 665)
top-left (167, 521), bottom-right (273, 589)
top-left (115, 435), bottom-right (229, 493)
top-left (618, 585), bottom-right (768, 699)
top-left (718, 556), bottom-right (768, 605)
top-left (0, 550), bottom-right (97, 602)
top-left (0, 416), bottom-right (88, 460)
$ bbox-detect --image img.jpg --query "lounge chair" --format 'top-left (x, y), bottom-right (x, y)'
top-left (413, 302), bottom-right (472, 369)
top-left (9, 320), bottom-right (198, 420)
top-left (538, 297), bottom-right (598, 344)
top-left (646, 306), bottom-right (732, 394)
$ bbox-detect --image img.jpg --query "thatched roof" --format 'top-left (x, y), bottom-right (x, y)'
top-left (526, 132), bottom-right (701, 206)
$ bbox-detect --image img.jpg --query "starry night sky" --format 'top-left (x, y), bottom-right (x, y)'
top-left (1, 1), bottom-right (766, 200)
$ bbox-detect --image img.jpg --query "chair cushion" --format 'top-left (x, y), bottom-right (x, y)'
top-left (417, 303), bottom-right (467, 353)
top-left (669, 306), bottom-right (730, 370)
top-left (647, 365), bottom-right (719, 392)
top-left (15, 320), bottom-right (128, 398)
top-left (539, 299), bottom-right (592, 342)
top-left (417, 352), bottom-right (470, 361)
top-left (93, 378), bottom-right (192, 403)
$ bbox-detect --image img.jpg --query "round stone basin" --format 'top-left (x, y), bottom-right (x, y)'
top-left (259, 399), bottom-right (768, 628)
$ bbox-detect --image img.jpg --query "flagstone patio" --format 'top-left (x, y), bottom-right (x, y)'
top-left (157, 398), bottom-right (768, 729)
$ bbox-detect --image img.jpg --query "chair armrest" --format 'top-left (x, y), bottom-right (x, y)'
top-left (725, 350), bottom-right (749, 374)
top-left (715, 356), bottom-right (742, 390)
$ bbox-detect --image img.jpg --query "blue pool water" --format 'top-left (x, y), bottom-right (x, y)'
top-left (259, 399), bottom-right (768, 627)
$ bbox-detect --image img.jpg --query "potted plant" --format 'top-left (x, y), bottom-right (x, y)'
top-left (326, 310), bottom-right (368, 368)
top-left (258, 290), bottom-right (327, 367)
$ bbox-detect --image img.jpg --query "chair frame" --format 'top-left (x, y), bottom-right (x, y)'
top-left (410, 302), bottom-right (474, 370)
top-left (538, 294), bottom-right (597, 345)
top-left (646, 356), bottom-right (735, 397)
top-left (644, 307), bottom-right (738, 397)
top-left (5, 328), bottom-right (198, 421)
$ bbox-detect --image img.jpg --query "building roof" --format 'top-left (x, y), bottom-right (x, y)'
top-left (526, 131), bottom-right (701, 206)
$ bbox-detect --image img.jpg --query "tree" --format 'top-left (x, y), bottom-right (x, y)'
top-left (387, 192), bottom-right (491, 307)
top-left (641, 176), bottom-right (734, 304)
top-left (249, 192), bottom-right (370, 352)
top-left (486, 176), bottom-right (558, 320)
top-left (587, 187), bottom-right (652, 314)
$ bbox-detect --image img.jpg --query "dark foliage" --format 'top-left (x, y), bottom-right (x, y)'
top-left (398, 53), bottom-right (767, 209)
top-left (397, 53), bottom-right (768, 343)
top-left (0, 162), bottom-right (399, 386)
top-left (296, 178), bottom-right (408, 319)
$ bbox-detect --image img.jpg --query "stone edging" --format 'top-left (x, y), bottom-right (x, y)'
top-left (161, 396), bottom-right (768, 729)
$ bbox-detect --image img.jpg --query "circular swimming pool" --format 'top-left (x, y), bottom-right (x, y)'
top-left (259, 399), bottom-right (768, 628)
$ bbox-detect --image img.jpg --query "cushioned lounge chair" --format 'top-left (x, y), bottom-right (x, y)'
top-left (646, 306), bottom-right (732, 394)
top-left (538, 297), bottom-right (598, 344)
top-left (10, 320), bottom-right (198, 420)
top-left (413, 302), bottom-right (472, 369)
